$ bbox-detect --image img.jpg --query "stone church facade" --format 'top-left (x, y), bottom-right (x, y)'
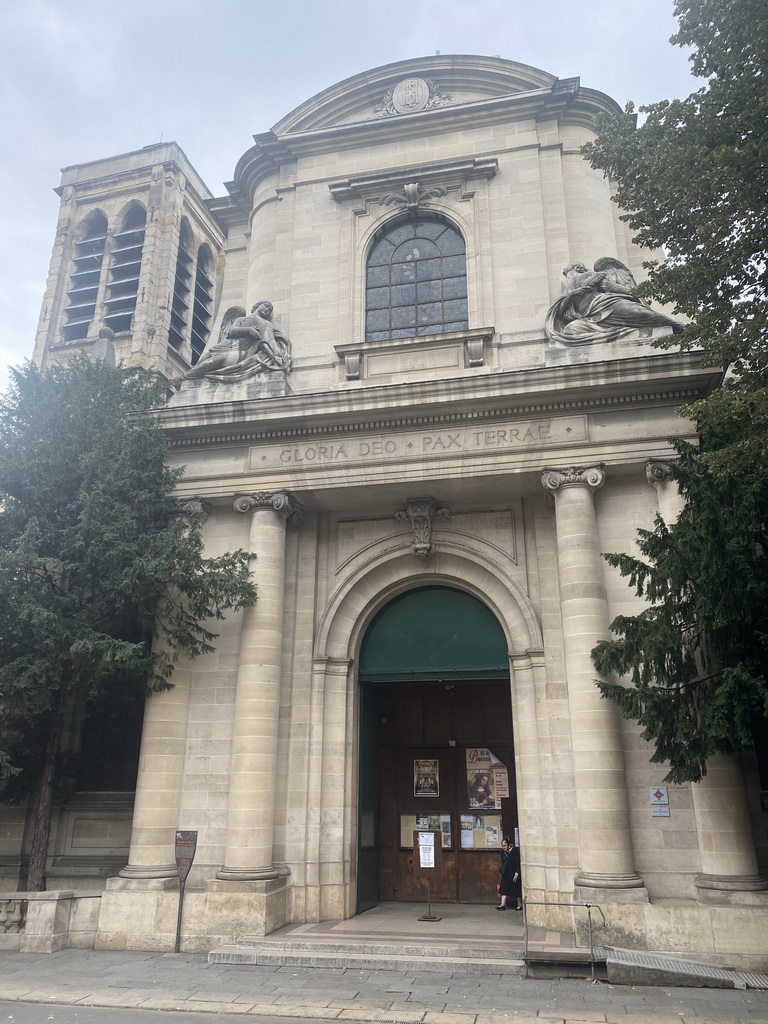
top-left (7, 55), bottom-right (767, 963)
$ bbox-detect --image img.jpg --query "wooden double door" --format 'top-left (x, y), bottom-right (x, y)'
top-left (360, 680), bottom-right (516, 906)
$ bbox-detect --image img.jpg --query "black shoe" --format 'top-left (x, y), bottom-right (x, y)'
top-left (495, 905), bottom-right (506, 910)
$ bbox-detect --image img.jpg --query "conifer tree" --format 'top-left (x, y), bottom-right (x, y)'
top-left (584, 0), bottom-right (768, 782)
top-left (0, 358), bottom-right (257, 888)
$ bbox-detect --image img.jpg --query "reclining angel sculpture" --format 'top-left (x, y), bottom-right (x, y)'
top-left (182, 301), bottom-right (291, 384)
top-left (544, 258), bottom-right (684, 345)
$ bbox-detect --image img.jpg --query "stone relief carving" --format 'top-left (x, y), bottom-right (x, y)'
top-left (369, 77), bottom-right (452, 119)
top-left (395, 497), bottom-right (450, 560)
top-left (378, 181), bottom-right (448, 211)
top-left (544, 258), bottom-right (685, 345)
top-left (181, 301), bottom-right (291, 385)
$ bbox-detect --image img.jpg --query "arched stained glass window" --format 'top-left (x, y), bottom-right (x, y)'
top-left (365, 214), bottom-right (468, 341)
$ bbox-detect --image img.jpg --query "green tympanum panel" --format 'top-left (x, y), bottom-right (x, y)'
top-left (359, 586), bottom-right (507, 682)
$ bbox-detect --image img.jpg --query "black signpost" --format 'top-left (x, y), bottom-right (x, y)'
top-left (174, 830), bottom-right (198, 953)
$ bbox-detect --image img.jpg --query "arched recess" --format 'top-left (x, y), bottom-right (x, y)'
top-left (306, 546), bottom-right (544, 920)
top-left (353, 201), bottom-right (486, 346)
top-left (364, 212), bottom-right (468, 341)
top-left (63, 210), bottom-right (108, 342)
top-left (104, 203), bottom-right (146, 334)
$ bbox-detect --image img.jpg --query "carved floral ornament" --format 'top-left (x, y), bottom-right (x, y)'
top-left (395, 498), bottom-right (450, 561)
top-left (541, 464), bottom-right (606, 493)
top-left (234, 491), bottom-right (303, 525)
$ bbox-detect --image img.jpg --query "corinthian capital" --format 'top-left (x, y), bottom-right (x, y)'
top-left (234, 491), bottom-right (303, 525)
top-left (541, 464), bottom-right (605, 494)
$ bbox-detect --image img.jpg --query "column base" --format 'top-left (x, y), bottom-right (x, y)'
top-left (216, 864), bottom-right (279, 881)
top-left (575, 871), bottom-right (645, 889)
top-left (575, 874), bottom-right (649, 905)
top-left (118, 863), bottom-right (178, 880)
top-left (696, 872), bottom-right (768, 893)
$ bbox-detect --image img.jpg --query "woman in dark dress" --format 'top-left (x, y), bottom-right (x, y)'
top-left (496, 836), bottom-right (522, 910)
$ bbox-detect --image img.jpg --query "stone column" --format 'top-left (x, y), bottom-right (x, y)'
top-left (118, 673), bottom-right (191, 879)
top-left (119, 498), bottom-right (210, 880)
top-left (693, 755), bottom-right (768, 895)
top-left (646, 465), bottom-right (767, 895)
top-left (217, 491), bottom-right (301, 880)
top-left (646, 460), bottom-right (685, 525)
top-left (542, 465), bottom-right (644, 891)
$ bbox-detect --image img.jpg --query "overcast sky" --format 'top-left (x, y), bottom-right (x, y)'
top-left (0, 0), bottom-right (699, 392)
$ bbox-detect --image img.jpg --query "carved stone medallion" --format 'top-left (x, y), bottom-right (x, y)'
top-left (370, 78), bottom-right (452, 119)
top-left (392, 78), bottom-right (430, 113)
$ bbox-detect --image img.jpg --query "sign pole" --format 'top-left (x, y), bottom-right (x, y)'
top-left (173, 830), bottom-right (198, 953)
top-left (413, 829), bottom-right (442, 922)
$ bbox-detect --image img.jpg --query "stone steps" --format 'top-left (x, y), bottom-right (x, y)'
top-left (209, 938), bottom-right (527, 975)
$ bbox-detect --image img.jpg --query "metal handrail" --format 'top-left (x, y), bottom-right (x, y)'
top-left (521, 899), bottom-right (606, 979)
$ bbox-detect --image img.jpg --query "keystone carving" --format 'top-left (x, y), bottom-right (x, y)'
top-left (395, 497), bottom-right (450, 560)
top-left (378, 182), bottom-right (448, 211)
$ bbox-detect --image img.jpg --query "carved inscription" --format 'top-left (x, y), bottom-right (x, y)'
top-left (250, 417), bottom-right (586, 471)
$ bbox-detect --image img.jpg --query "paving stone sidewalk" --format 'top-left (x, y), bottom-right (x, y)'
top-left (1, 950), bottom-right (767, 1023)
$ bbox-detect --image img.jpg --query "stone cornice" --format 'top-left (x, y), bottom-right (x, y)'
top-left (328, 158), bottom-right (499, 205)
top-left (156, 351), bottom-right (721, 452)
top-left (229, 79), bottom-right (621, 207)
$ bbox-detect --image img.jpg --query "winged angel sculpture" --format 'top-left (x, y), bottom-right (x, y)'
top-left (182, 301), bottom-right (291, 384)
top-left (544, 258), bottom-right (684, 345)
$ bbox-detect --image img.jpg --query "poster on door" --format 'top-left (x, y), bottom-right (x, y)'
top-left (465, 748), bottom-right (509, 809)
top-left (413, 758), bottom-right (439, 797)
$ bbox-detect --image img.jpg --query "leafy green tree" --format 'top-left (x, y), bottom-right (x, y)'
top-left (584, 0), bottom-right (768, 782)
top-left (0, 358), bottom-right (257, 889)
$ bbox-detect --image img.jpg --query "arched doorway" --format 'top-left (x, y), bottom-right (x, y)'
top-left (357, 586), bottom-right (516, 911)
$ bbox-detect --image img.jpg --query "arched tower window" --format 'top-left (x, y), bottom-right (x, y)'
top-left (105, 205), bottom-right (146, 333)
top-left (190, 244), bottom-right (214, 365)
top-left (62, 212), bottom-right (108, 342)
top-left (169, 219), bottom-right (193, 351)
top-left (365, 214), bottom-right (468, 342)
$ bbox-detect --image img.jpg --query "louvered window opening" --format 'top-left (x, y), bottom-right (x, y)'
top-left (190, 246), bottom-right (214, 364)
top-left (63, 214), bottom-right (108, 342)
top-left (169, 225), bottom-right (193, 351)
top-left (365, 215), bottom-right (468, 342)
top-left (105, 207), bottom-right (146, 333)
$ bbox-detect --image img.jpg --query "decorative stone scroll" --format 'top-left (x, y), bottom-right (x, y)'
top-left (395, 498), bottom-right (450, 560)
top-left (645, 460), bottom-right (674, 487)
top-left (172, 497), bottom-right (212, 521)
top-left (545, 258), bottom-right (685, 345)
top-left (234, 491), bottom-right (303, 526)
top-left (541, 464), bottom-right (605, 492)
